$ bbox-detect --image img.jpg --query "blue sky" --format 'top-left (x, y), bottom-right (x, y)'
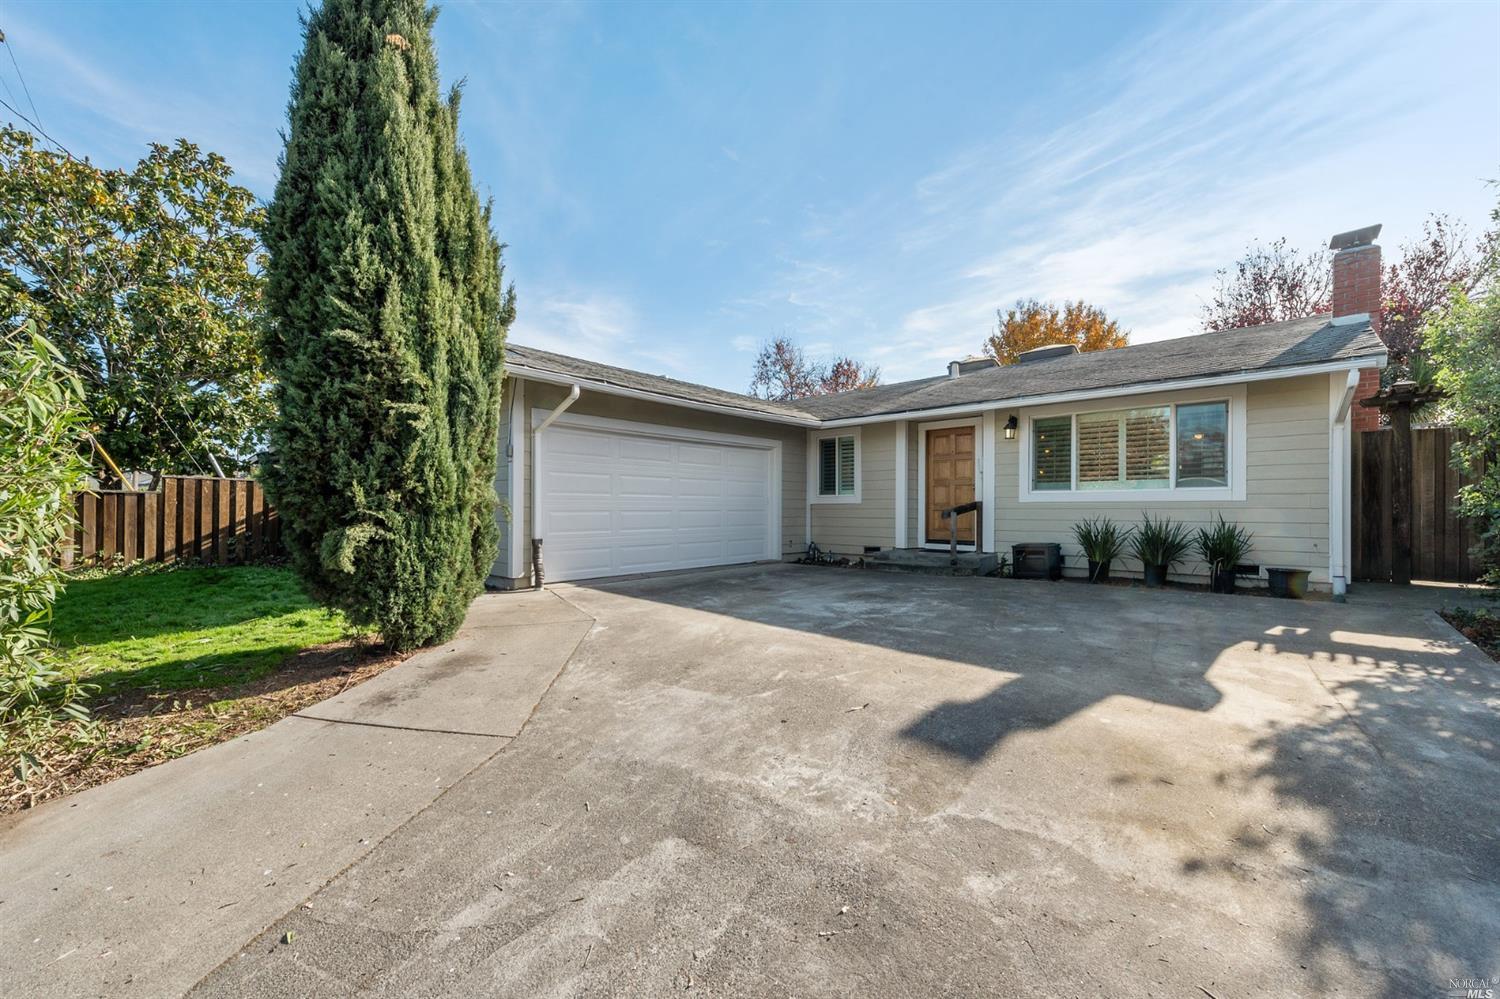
top-left (3, 0), bottom-right (1497, 389)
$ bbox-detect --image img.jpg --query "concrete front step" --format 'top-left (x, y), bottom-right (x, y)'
top-left (866, 548), bottom-right (999, 577)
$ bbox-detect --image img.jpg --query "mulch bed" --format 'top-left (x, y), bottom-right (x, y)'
top-left (2, 640), bottom-right (408, 815)
top-left (1442, 608), bottom-right (1500, 662)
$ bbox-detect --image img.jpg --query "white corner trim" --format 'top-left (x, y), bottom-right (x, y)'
top-left (508, 378), bottom-right (526, 580)
top-left (894, 421), bottom-right (908, 548)
top-left (807, 426), bottom-right (862, 505)
top-left (1016, 383), bottom-right (1248, 503)
top-left (916, 415), bottom-right (984, 551)
top-left (505, 363), bottom-right (820, 427)
top-left (981, 411), bottom-right (996, 552)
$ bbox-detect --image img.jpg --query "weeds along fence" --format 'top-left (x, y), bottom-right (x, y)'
top-left (67, 475), bottom-right (283, 569)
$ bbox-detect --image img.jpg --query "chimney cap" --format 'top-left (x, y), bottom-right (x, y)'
top-left (1329, 224), bottom-right (1382, 251)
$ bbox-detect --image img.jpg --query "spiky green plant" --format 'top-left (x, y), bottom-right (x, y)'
top-left (1194, 515), bottom-right (1255, 572)
top-left (262, 0), bottom-right (514, 650)
top-left (1072, 516), bottom-right (1132, 564)
top-left (1129, 512), bottom-right (1193, 571)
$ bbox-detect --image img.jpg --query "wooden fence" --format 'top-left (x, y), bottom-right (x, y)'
top-left (1352, 427), bottom-right (1484, 583)
top-left (69, 475), bottom-right (283, 568)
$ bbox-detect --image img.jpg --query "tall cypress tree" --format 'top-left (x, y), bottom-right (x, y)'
top-left (263, 0), bottom-right (513, 650)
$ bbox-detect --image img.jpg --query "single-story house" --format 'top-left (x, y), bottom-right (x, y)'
top-left (490, 226), bottom-right (1388, 594)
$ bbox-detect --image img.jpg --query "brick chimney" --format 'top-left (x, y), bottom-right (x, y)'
top-left (1329, 224), bottom-right (1383, 431)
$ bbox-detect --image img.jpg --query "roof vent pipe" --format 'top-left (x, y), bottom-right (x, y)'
top-left (948, 356), bottom-right (1000, 379)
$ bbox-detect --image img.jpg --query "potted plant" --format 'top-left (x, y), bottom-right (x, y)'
top-left (1072, 516), bottom-right (1132, 583)
top-left (1129, 513), bottom-right (1192, 588)
top-left (1266, 567), bottom-right (1312, 598)
top-left (1194, 516), bottom-right (1254, 594)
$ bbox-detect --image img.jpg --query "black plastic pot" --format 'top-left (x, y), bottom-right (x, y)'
top-left (1211, 568), bottom-right (1237, 594)
top-left (1087, 559), bottom-right (1111, 583)
top-left (1142, 563), bottom-right (1168, 588)
top-left (1267, 567), bottom-right (1311, 599)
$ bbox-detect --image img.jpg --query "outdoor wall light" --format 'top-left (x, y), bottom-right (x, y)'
top-left (1004, 414), bottom-right (1018, 440)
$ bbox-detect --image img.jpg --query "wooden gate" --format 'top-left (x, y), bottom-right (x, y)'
top-left (69, 475), bottom-right (283, 568)
top-left (1352, 427), bottom-right (1484, 582)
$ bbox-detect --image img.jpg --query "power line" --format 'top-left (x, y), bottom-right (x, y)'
top-left (0, 28), bottom-right (44, 130)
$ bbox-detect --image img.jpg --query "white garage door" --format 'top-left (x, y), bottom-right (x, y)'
top-left (536, 416), bottom-right (778, 582)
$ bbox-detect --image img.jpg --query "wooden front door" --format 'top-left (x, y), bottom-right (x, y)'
top-left (926, 426), bottom-right (976, 545)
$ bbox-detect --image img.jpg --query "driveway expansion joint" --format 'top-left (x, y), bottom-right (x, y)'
top-left (287, 713), bottom-right (508, 739)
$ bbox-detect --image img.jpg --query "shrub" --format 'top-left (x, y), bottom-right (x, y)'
top-left (1072, 517), bottom-right (1132, 565)
top-left (1194, 516), bottom-right (1255, 572)
top-left (1424, 194), bottom-right (1500, 592)
top-left (0, 322), bottom-right (93, 777)
top-left (1129, 513), bottom-right (1193, 570)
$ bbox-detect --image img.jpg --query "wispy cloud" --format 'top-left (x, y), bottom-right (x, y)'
top-left (509, 288), bottom-right (693, 378)
top-left (729, 1), bottom-right (1488, 383)
top-left (2, 14), bottom-right (282, 190)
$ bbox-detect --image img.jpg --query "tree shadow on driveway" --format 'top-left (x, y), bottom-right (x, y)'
top-left (568, 564), bottom-right (1500, 995)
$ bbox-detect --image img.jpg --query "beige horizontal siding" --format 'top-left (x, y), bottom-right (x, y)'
top-left (993, 373), bottom-right (1333, 586)
top-left (810, 422), bottom-right (899, 556)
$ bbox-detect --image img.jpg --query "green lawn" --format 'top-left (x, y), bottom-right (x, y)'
top-left (51, 565), bottom-right (358, 697)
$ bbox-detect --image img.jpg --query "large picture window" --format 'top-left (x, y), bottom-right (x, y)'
top-left (1077, 406), bottom-right (1169, 490)
top-left (1024, 396), bottom-right (1235, 498)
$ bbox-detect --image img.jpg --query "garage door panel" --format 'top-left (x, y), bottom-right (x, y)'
top-left (539, 422), bottom-right (774, 582)
top-left (548, 511), bottom-right (614, 533)
top-left (618, 437), bottom-right (675, 462)
top-left (549, 431), bottom-right (618, 459)
top-left (617, 473), bottom-right (675, 494)
top-left (617, 509), bottom-right (675, 530)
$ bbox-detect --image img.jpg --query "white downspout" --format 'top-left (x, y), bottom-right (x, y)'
top-left (529, 384), bottom-right (580, 588)
top-left (1329, 369), bottom-right (1360, 601)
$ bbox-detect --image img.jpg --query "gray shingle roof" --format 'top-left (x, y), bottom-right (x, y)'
top-left (506, 314), bottom-right (1385, 426)
top-left (504, 344), bottom-right (819, 422)
top-left (794, 314), bottom-right (1384, 420)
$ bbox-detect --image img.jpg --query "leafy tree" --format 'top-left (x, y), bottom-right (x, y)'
top-left (1382, 215), bottom-right (1495, 359)
top-left (748, 336), bottom-right (879, 400)
top-left (1198, 238), bottom-right (1331, 333)
top-left (821, 355), bottom-right (881, 393)
top-left (0, 126), bottom-right (270, 474)
top-left (1201, 215), bottom-right (1497, 362)
top-left (1424, 195), bottom-right (1500, 588)
top-left (984, 299), bottom-right (1128, 365)
top-left (263, 0), bottom-right (513, 651)
top-left (0, 319), bottom-right (92, 779)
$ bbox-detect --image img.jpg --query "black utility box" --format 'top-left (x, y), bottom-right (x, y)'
top-left (1012, 542), bottom-right (1062, 580)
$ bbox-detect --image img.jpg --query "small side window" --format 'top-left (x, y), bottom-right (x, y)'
top-left (817, 435), bottom-right (857, 496)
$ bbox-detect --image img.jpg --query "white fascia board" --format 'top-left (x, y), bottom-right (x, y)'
top-left (504, 364), bottom-right (820, 428)
top-left (815, 355), bottom-right (1388, 429)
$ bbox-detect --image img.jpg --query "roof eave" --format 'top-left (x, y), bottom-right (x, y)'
top-left (505, 363), bottom-right (822, 428)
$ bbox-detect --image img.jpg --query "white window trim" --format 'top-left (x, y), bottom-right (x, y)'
top-left (807, 426), bottom-right (862, 505)
top-left (530, 408), bottom-right (782, 565)
top-left (1017, 384), bottom-right (1247, 503)
top-left (894, 421), bottom-right (908, 548)
top-left (916, 416), bottom-right (988, 551)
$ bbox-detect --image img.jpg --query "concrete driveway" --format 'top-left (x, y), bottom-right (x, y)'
top-left (183, 564), bottom-right (1499, 999)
